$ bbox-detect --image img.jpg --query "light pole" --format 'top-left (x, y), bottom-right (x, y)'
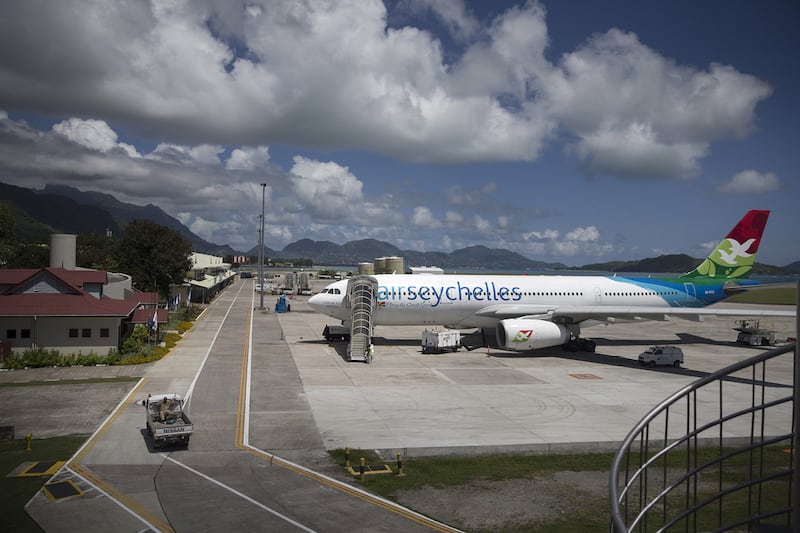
top-left (258, 183), bottom-right (266, 310)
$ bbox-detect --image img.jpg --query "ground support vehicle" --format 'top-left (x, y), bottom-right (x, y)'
top-left (421, 330), bottom-right (462, 354)
top-left (145, 393), bottom-right (192, 448)
top-left (638, 346), bottom-right (684, 368)
top-left (323, 325), bottom-right (350, 341)
top-left (275, 294), bottom-right (291, 312)
top-left (733, 319), bottom-right (776, 346)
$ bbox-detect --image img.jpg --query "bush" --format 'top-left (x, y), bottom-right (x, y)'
top-left (176, 321), bottom-right (193, 334)
top-left (121, 325), bottom-right (153, 356)
top-left (173, 304), bottom-right (202, 322)
top-left (1, 348), bottom-right (118, 369)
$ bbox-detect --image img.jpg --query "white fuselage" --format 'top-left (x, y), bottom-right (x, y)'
top-left (308, 273), bottom-right (704, 328)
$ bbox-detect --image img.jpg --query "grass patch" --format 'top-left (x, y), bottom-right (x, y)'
top-left (0, 436), bottom-right (87, 533)
top-left (330, 449), bottom-right (615, 531)
top-left (330, 446), bottom-right (793, 531)
top-left (726, 287), bottom-right (797, 305)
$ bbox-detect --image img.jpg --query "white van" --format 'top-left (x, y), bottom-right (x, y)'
top-left (638, 346), bottom-right (684, 368)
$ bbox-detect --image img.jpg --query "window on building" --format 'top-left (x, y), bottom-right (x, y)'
top-left (100, 328), bottom-right (110, 338)
top-left (6, 329), bottom-right (16, 339)
top-left (21, 329), bottom-right (31, 339)
top-left (82, 328), bottom-right (91, 338)
top-left (69, 328), bottom-right (78, 338)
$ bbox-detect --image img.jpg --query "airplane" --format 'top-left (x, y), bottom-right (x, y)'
top-left (308, 210), bottom-right (795, 353)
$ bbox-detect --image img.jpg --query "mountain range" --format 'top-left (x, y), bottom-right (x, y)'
top-left (1, 181), bottom-right (798, 274)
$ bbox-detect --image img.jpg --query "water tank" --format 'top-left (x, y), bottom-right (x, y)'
top-left (358, 262), bottom-right (374, 276)
top-left (50, 234), bottom-right (77, 269)
top-left (374, 257), bottom-right (387, 274)
top-left (385, 256), bottom-right (404, 274)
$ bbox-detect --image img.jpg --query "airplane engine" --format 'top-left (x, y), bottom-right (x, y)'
top-left (496, 319), bottom-right (569, 351)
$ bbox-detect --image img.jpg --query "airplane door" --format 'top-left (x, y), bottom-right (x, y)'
top-left (594, 287), bottom-right (603, 304)
top-left (683, 283), bottom-right (697, 301)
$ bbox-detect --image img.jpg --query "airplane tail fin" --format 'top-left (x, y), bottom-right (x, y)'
top-left (681, 210), bottom-right (770, 280)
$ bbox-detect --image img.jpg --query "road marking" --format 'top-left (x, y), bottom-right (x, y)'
top-left (161, 454), bottom-right (316, 533)
top-left (184, 280), bottom-right (249, 409)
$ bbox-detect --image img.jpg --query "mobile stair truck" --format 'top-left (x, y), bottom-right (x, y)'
top-left (145, 393), bottom-right (193, 448)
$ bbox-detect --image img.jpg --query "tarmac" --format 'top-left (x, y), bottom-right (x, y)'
top-left (1, 276), bottom-right (796, 532)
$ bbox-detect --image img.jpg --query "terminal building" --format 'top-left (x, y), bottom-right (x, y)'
top-left (0, 234), bottom-right (233, 360)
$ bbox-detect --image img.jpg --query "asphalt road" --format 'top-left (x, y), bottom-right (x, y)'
top-left (20, 279), bottom-right (453, 532)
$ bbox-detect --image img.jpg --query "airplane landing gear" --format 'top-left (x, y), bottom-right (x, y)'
top-left (563, 338), bottom-right (596, 352)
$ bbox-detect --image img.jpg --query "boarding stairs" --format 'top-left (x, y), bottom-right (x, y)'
top-left (345, 276), bottom-right (378, 363)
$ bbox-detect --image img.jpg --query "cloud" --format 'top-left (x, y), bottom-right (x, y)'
top-left (52, 118), bottom-right (141, 157)
top-left (445, 182), bottom-right (498, 206)
top-left (412, 206), bottom-right (441, 227)
top-left (226, 146), bottom-right (270, 171)
top-left (399, 0), bottom-right (480, 41)
top-left (520, 224), bottom-right (614, 258)
top-left (544, 30), bottom-right (772, 179)
top-left (289, 156), bottom-right (364, 219)
top-left (0, 2), bottom-right (771, 175)
top-left (719, 170), bottom-right (781, 194)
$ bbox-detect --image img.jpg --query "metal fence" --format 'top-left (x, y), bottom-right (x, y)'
top-left (609, 339), bottom-right (797, 532)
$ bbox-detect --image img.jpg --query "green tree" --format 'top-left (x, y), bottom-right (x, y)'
top-left (6, 243), bottom-right (49, 268)
top-left (0, 202), bottom-right (16, 266)
top-left (77, 233), bottom-right (120, 271)
top-left (116, 220), bottom-right (192, 298)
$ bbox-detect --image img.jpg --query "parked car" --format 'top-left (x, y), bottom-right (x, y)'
top-left (638, 345), bottom-right (684, 368)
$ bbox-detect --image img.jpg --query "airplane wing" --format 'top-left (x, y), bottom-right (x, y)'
top-left (474, 304), bottom-right (796, 325)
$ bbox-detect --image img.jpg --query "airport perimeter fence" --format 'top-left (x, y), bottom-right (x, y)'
top-left (610, 284), bottom-right (800, 532)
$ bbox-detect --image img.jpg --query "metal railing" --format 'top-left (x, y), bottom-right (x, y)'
top-left (609, 340), bottom-right (797, 532)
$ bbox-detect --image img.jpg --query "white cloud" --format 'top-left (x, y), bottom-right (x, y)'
top-left (226, 146), bottom-right (270, 170)
top-left (0, 2), bottom-right (771, 174)
top-left (403, 0), bottom-right (480, 41)
top-left (544, 30), bottom-right (771, 179)
top-left (719, 170), bottom-right (781, 194)
top-left (149, 143), bottom-right (224, 166)
top-left (412, 206), bottom-right (441, 227)
top-left (524, 229), bottom-right (559, 241)
top-left (445, 211), bottom-right (464, 225)
top-left (289, 156), bottom-right (364, 219)
top-left (52, 118), bottom-right (121, 153)
top-left (446, 182), bottom-right (498, 206)
top-left (565, 226), bottom-right (600, 242)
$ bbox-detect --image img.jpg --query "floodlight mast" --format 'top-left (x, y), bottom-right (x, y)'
top-left (258, 183), bottom-right (266, 310)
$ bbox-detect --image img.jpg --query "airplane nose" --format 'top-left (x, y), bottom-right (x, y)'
top-left (308, 293), bottom-right (322, 311)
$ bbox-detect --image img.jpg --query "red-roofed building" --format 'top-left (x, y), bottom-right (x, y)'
top-left (0, 267), bottom-right (163, 356)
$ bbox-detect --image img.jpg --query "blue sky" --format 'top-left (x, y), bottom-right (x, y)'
top-left (0, 0), bottom-right (797, 266)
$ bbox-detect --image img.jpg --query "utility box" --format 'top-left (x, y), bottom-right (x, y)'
top-left (421, 330), bottom-right (461, 354)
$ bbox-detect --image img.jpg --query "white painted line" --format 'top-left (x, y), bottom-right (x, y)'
top-left (161, 454), bottom-right (316, 533)
top-left (244, 284), bottom-right (255, 444)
